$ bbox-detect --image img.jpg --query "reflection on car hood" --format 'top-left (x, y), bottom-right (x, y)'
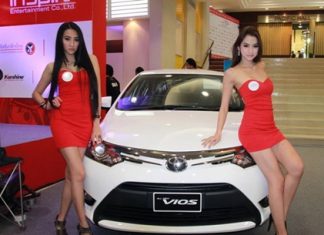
top-left (101, 109), bottom-right (243, 152)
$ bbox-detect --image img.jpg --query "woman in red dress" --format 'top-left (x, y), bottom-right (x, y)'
top-left (202, 26), bottom-right (304, 235)
top-left (32, 22), bottom-right (101, 235)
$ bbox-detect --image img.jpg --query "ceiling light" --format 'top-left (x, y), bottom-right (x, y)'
top-left (108, 0), bottom-right (149, 20)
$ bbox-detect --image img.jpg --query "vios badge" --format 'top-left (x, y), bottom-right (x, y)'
top-left (153, 192), bottom-right (202, 212)
top-left (166, 156), bottom-right (187, 172)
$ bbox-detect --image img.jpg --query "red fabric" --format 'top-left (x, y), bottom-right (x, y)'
top-left (238, 78), bottom-right (285, 152)
top-left (50, 69), bottom-right (92, 148)
top-left (0, 98), bottom-right (49, 125)
top-left (4, 138), bottom-right (65, 191)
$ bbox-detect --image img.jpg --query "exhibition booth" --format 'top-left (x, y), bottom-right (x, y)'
top-left (0, 0), bottom-right (106, 191)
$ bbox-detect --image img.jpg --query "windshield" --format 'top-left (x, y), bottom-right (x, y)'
top-left (116, 73), bottom-right (244, 111)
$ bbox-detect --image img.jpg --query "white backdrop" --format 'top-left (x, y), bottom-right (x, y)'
top-left (0, 21), bottom-right (92, 98)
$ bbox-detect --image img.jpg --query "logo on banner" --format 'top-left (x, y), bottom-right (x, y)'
top-left (0, 69), bottom-right (3, 81)
top-left (0, 43), bottom-right (24, 53)
top-left (10, 0), bottom-right (77, 15)
top-left (3, 73), bottom-right (24, 81)
top-left (25, 42), bottom-right (35, 55)
top-left (0, 69), bottom-right (24, 81)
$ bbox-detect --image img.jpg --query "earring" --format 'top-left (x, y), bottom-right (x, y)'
top-left (238, 50), bottom-right (241, 56)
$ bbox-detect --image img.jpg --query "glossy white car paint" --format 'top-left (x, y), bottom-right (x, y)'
top-left (101, 110), bottom-right (242, 151)
top-left (84, 69), bottom-right (270, 234)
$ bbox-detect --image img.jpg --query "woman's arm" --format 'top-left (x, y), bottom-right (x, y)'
top-left (214, 70), bottom-right (235, 135)
top-left (201, 70), bottom-right (235, 148)
top-left (90, 54), bottom-right (101, 114)
top-left (32, 63), bottom-right (54, 110)
top-left (89, 54), bottom-right (102, 144)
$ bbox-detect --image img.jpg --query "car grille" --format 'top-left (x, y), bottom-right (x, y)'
top-left (93, 182), bottom-right (261, 226)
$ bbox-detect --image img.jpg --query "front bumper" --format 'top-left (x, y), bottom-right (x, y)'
top-left (84, 156), bottom-right (270, 234)
top-left (98, 220), bottom-right (256, 234)
top-left (94, 182), bottom-right (261, 225)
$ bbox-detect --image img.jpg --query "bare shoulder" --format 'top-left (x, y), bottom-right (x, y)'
top-left (45, 62), bottom-right (54, 72)
top-left (38, 62), bottom-right (54, 84)
top-left (224, 67), bottom-right (239, 84)
top-left (42, 62), bottom-right (54, 77)
top-left (89, 54), bottom-right (98, 64)
top-left (89, 54), bottom-right (100, 80)
top-left (224, 67), bottom-right (235, 79)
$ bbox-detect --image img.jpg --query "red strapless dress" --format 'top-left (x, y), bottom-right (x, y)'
top-left (50, 69), bottom-right (92, 148)
top-left (238, 78), bottom-right (285, 152)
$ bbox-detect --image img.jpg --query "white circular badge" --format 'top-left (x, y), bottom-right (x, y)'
top-left (248, 81), bottom-right (260, 91)
top-left (62, 71), bottom-right (73, 82)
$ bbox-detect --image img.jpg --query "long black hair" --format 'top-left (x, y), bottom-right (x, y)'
top-left (231, 26), bottom-right (263, 67)
top-left (48, 22), bottom-right (99, 118)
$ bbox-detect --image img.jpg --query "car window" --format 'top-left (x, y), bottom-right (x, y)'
top-left (116, 74), bottom-right (243, 111)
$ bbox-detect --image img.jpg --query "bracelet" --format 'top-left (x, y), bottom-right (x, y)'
top-left (39, 101), bottom-right (46, 107)
top-left (40, 101), bottom-right (47, 110)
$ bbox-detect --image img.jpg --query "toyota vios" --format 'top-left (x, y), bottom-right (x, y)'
top-left (84, 69), bottom-right (270, 234)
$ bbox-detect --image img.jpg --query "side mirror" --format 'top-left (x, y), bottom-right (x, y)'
top-left (101, 96), bottom-right (112, 108)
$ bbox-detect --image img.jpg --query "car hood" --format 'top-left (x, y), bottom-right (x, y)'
top-left (101, 109), bottom-right (243, 152)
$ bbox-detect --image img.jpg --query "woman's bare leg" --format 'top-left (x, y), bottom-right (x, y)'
top-left (60, 147), bottom-right (89, 228)
top-left (57, 167), bottom-right (72, 221)
top-left (250, 149), bottom-right (287, 235)
top-left (272, 140), bottom-right (304, 218)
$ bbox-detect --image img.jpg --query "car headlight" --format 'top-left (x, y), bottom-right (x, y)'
top-left (231, 148), bottom-right (255, 168)
top-left (88, 142), bottom-right (124, 167)
top-left (92, 143), bottom-right (106, 159)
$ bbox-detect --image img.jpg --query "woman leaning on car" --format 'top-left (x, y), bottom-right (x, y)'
top-left (32, 22), bottom-right (101, 235)
top-left (202, 26), bottom-right (304, 235)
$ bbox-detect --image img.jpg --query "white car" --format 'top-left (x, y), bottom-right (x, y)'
top-left (84, 69), bottom-right (270, 234)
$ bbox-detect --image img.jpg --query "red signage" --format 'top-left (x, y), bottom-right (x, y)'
top-left (0, 0), bottom-right (92, 26)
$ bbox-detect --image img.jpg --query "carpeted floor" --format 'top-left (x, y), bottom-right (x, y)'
top-left (1, 138), bottom-right (323, 235)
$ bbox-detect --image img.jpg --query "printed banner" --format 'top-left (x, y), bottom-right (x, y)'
top-left (209, 7), bottom-right (239, 59)
top-left (0, 21), bottom-right (92, 98)
top-left (0, 0), bottom-right (92, 26)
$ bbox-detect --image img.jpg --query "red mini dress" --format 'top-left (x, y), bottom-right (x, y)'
top-left (237, 78), bottom-right (285, 152)
top-left (50, 69), bottom-right (93, 148)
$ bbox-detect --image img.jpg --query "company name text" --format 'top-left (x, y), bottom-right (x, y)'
top-left (9, 0), bottom-right (76, 14)
top-left (0, 43), bottom-right (24, 53)
top-left (10, 0), bottom-right (71, 7)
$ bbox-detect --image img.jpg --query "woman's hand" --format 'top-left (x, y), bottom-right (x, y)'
top-left (91, 121), bottom-right (102, 145)
top-left (52, 96), bottom-right (63, 108)
top-left (201, 133), bottom-right (221, 148)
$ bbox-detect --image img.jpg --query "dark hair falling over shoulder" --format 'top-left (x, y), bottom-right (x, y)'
top-left (48, 22), bottom-right (99, 119)
top-left (231, 26), bottom-right (263, 67)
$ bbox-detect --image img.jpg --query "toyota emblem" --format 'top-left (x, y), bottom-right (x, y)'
top-left (166, 156), bottom-right (188, 172)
